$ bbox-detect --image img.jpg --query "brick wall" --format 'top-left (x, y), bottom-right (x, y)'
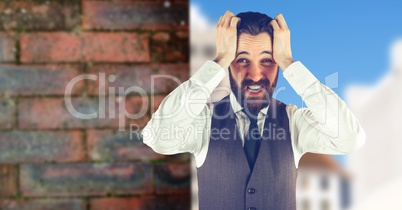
top-left (0, 0), bottom-right (190, 210)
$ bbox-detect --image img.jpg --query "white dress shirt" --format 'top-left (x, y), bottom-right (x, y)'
top-left (142, 60), bottom-right (366, 168)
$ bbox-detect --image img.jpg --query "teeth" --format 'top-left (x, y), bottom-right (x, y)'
top-left (247, 85), bottom-right (262, 92)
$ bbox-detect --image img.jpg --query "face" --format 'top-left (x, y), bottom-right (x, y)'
top-left (229, 32), bottom-right (279, 115)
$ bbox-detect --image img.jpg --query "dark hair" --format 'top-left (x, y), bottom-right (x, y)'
top-left (236, 12), bottom-right (273, 38)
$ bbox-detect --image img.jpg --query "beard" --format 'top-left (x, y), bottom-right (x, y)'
top-left (229, 68), bottom-right (278, 116)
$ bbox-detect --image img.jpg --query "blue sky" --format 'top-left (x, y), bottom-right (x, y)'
top-left (191, 0), bottom-right (402, 107)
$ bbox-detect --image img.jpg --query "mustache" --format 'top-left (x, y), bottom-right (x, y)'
top-left (241, 78), bottom-right (270, 87)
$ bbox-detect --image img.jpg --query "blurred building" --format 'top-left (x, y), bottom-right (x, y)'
top-left (190, 5), bottom-right (216, 76)
top-left (190, 5), bottom-right (215, 210)
top-left (297, 154), bottom-right (351, 210)
top-left (346, 39), bottom-right (402, 210)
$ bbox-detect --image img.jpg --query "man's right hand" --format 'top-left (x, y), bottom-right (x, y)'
top-left (213, 11), bottom-right (241, 70)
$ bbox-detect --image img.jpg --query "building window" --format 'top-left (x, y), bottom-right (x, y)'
top-left (320, 199), bottom-right (331, 210)
top-left (320, 175), bottom-right (329, 191)
top-left (301, 199), bottom-right (311, 210)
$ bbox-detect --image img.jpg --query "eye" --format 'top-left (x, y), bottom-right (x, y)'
top-left (261, 58), bottom-right (275, 67)
top-left (237, 58), bottom-right (248, 63)
top-left (261, 58), bottom-right (273, 63)
top-left (236, 58), bottom-right (249, 66)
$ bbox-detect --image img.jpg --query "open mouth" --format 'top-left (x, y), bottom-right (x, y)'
top-left (247, 85), bottom-right (263, 93)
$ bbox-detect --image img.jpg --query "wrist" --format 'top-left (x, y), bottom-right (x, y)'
top-left (279, 57), bottom-right (294, 71)
top-left (213, 55), bottom-right (233, 70)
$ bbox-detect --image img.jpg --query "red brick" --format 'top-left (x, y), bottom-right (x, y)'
top-left (125, 96), bottom-right (151, 129)
top-left (0, 64), bottom-right (84, 96)
top-left (153, 64), bottom-right (190, 94)
top-left (143, 195), bottom-right (191, 210)
top-left (151, 31), bottom-right (189, 62)
top-left (87, 64), bottom-right (189, 95)
top-left (87, 129), bottom-right (163, 161)
top-left (18, 97), bottom-right (111, 129)
top-left (20, 163), bottom-right (153, 197)
top-left (87, 128), bottom-right (191, 162)
top-left (0, 33), bottom-right (16, 62)
top-left (90, 195), bottom-right (190, 210)
top-left (0, 98), bottom-right (15, 129)
top-left (155, 162), bottom-right (191, 194)
top-left (90, 197), bottom-right (142, 210)
top-left (150, 95), bottom-right (167, 114)
top-left (3, 199), bottom-right (85, 210)
top-left (158, 195), bottom-right (191, 210)
top-left (82, 1), bottom-right (188, 30)
top-left (18, 96), bottom-right (149, 129)
top-left (0, 1), bottom-right (80, 30)
top-left (0, 131), bottom-right (84, 163)
top-left (152, 32), bottom-right (170, 42)
top-left (20, 32), bottom-right (150, 63)
top-left (175, 31), bottom-right (189, 39)
top-left (0, 165), bottom-right (17, 197)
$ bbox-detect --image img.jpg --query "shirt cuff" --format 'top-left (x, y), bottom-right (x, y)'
top-left (190, 60), bottom-right (226, 92)
top-left (283, 61), bottom-right (318, 96)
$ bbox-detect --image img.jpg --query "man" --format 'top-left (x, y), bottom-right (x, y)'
top-left (142, 11), bottom-right (365, 210)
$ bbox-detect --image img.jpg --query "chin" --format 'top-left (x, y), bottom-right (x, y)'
top-left (243, 94), bottom-right (270, 115)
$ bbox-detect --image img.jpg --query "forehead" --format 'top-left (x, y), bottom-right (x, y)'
top-left (237, 32), bottom-right (272, 53)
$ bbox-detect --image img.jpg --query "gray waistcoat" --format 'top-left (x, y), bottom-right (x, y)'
top-left (197, 96), bottom-right (297, 210)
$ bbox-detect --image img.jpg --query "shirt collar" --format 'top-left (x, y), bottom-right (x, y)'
top-left (229, 92), bottom-right (269, 116)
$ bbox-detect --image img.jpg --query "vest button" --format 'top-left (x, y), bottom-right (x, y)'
top-left (247, 207), bottom-right (257, 210)
top-left (247, 188), bottom-right (256, 194)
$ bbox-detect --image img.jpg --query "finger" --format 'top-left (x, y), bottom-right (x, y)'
top-left (229, 16), bottom-right (241, 29)
top-left (222, 11), bottom-right (235, 27)
top-left (217, 15), bottom-right (223, 26)
top-left (222, 12), bottom-right (230, 27)
top-left (270, 19), bottom-right (280, 32)
top-left (224, 10), bottom-right (234, 17)
top-left (275, 13), bottom-right (288, 29)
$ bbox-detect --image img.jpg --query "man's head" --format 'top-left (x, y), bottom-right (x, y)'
top-left (229, 12), bottom-right (279, 115)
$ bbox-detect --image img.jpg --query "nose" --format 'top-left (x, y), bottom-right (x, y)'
top-left (247, 63), bottom-right (264, 82)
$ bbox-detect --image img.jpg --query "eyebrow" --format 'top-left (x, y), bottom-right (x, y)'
top-left (236, 51), bottom-right (273, 57)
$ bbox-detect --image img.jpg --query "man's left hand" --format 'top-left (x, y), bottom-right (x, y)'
top-left (270, 14), bottom-right (294, 71)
